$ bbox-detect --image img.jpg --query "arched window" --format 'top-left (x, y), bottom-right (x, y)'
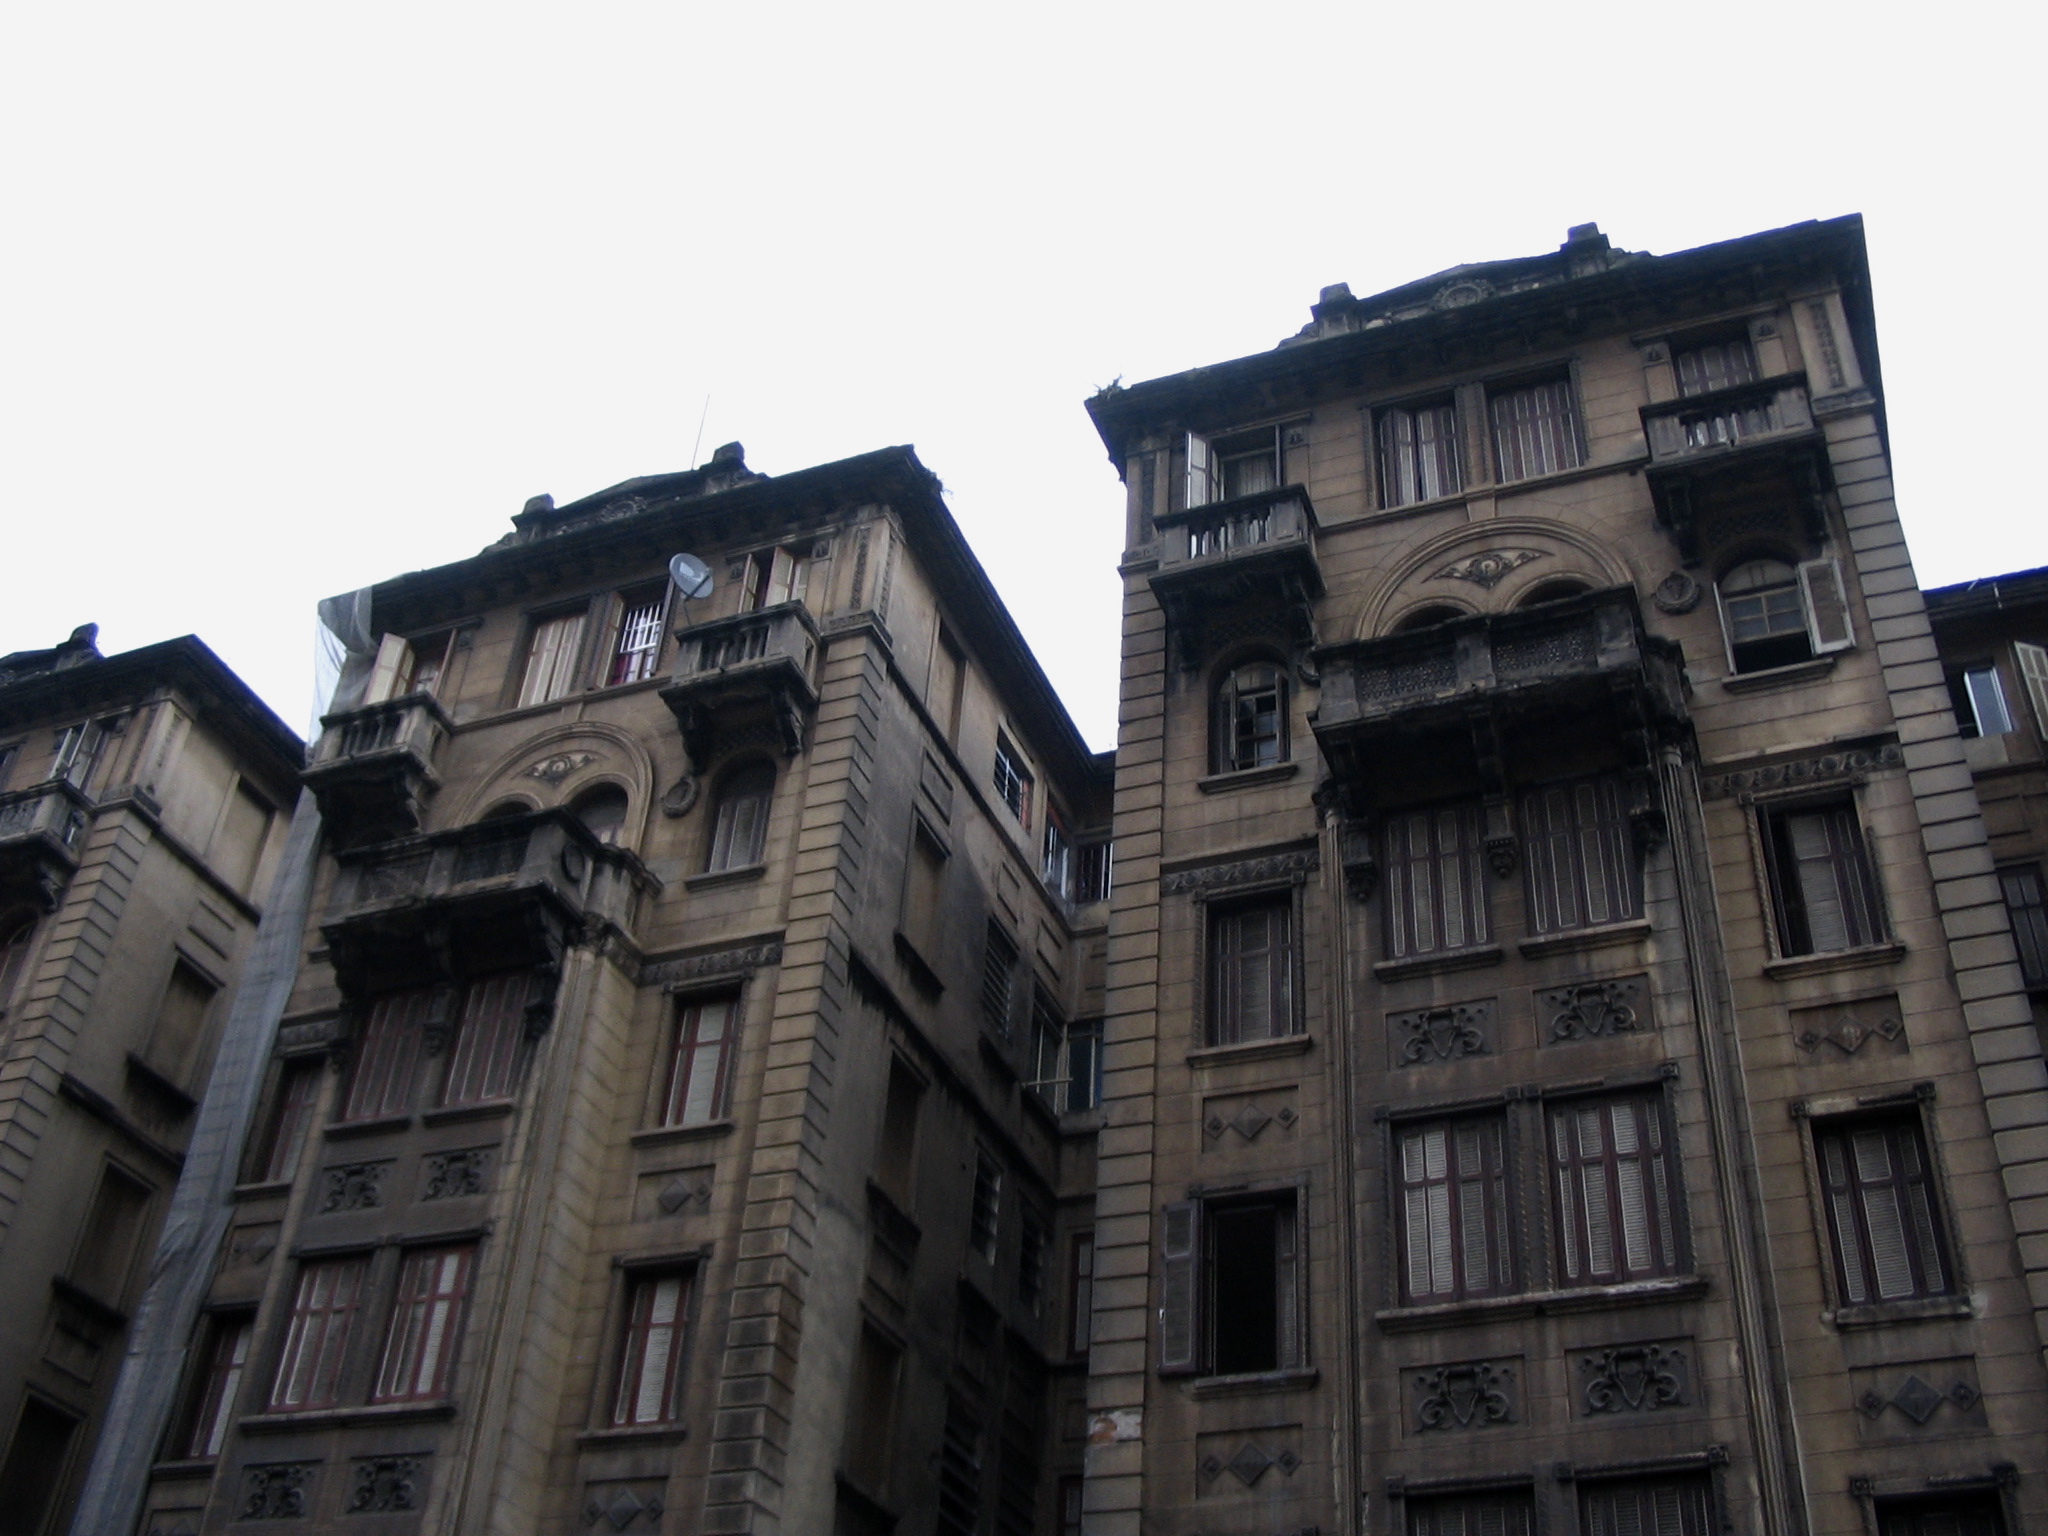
top-left (707, 763), bottom-right (774, 872)
top-left (570, 785), bottom-right (629, 846)
top-left (1515, 579), bottom-right (1592, 608)
top-left (1717, 557), bottom-right (1815, 673)
top-left (0, 911), bottom-right (35, 1015)
top-left (1390, 605), bottom-right (1465, 634)
top-left (1213, 661), bottom-right (1288, 774)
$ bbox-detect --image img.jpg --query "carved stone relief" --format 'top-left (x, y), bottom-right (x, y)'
top-left (1791, 996), bottom-right (1907, 1058)
top-left (1388, 1000), bottom-right (1494, 1067)
top-left (1405, 1359), bottom-right (1518, 1432)
top-left (422, 1149), bottom-right (491, 1201)
top-left (584, 1478), bottom-right (668, 1531)
top-left (1539, 976), bottom-right (1650, 1044)
top-left (1202, 1090), bottom-right (1300, 1148)
top-left (318, 1161), bottom-right (390, 1213)
top-left (1194, 1424), bottom-right (1304, 1496)
top-left (526, 751), bottom-right (598, 786)
top-left (1699, 743), bottom-right (1903, 800)
top-left (1431, 548), bottom-right (1546, 589)
top-left (1162, 849), bottom-right (1318, 897)
top-left (241, 1463), bottom-right (316, 1520)
top-left (227, 1222), bottom-right (280, 1270)
top-left (636, 1164), bottom-right (716, 1221)
top-left (1850, 1358), bottom-right (1986, 1439)
top-left (347, 1457), bottom-right (426, 1513)
top-left (1652, 572), bottom-right (1702, 614)
top-left (1571, 1341), bottom-right (1692, 1415)
top-left (141, 1508), bottom-right (205, 1536)
top-left (641, 941), bottom-right (782, 989)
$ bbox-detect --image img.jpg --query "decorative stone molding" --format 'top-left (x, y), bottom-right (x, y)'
top-left (423, 1149), bottom-right (490, 1200)
top-left (526, 751), bottom-right (599, 786)
top-left (1202, 1091), bottom-right (1301, 1144)
top-left (641, 940), bottom-right (783, 989)
top-left (1850, 1359), bottom-right (1985, 1435)
top-left (1540, 976), bottom-right (1649, 1043)
top-left (241, 1464), bottom-right (315, 1521)
top-left (659, 774), bottom-right (698, 818)
top-left (1431, 549), bottom-right (1546, 589)
top-left (1195, 1428), bottom-right (1304, 1493)
top-left (584, 1478), bottom-right (668, 1530)
top-left (1390, 1001), bottom-right (1493, 1066)
top-left (1700, 743), bottom-right (1904, 800)
top-left (1652, 572), bottom-right (1702, 614)
top-left (1791, 996), bottom-right (1907, 1057)
top-left (274, 1018), bottom-right (338, 1054)
top-left (1162, 849), bottom-right (1318, 897)
top-left (347, 1457), bottom-right (425, 1513)
top-left (657, 1171), bottom-right (714, 1214)
top-left (1408, 1360), bottom-right (1517, 1431)
top-left (1575, 1342), bottom-right (1690, 1415)
top-left (319, 1161), bottom-right (388, 1213)
top-left (1485, 834), bottom-right (1519, 879)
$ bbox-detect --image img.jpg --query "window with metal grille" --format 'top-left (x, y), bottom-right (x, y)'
top-left (1396, 1116), bottom-right (1513, 1305)
top-left (707, 761), bottom-right (773, 871)
top-left (1521, 775), bottom-right (1640, 934)
top-left (269, 1256), bottom-right (368, 1410)
top-left (1999, 865), bottom-right (2048, 988)
top-left (1383, 802), bottom-right (1490, 960)
top-left (439, 972), bottom-right (531, 1107)
top-left (1158, 1190), bottom-right (1303, 1376)
top-left (1550, 1093), bottom-right (1685, 1286)
top-left (372, 1244), bottom-right (476, 1403)
top-left (980, 921), bottom-right (1018, 1039)
top-left (605, 582), bottom-right (670, 687)
top-left (1207, 895), bottom-right (1293, 1046)
top-left (1378, 398), bottom-right (1462, 508)
top-left (1489, 378), bottom-right (1582, 481)
top-left (1579, 1475), bottom-right (1713, 1536)
top-left (1950, 661), bottom-right (2014, 738)
top-left (969, 1151), bottom-right (1002, 1260)
top-left (1406, 1489), bottom-right (1535, 1536)
top-left (1213, 660), bottom-right (1287, 773)
top-left (611, 1268), bottom-right (693, 1426)
top-left (340, 988), bottom-right (435, 1122)
top-left (993, 734), bottom-right (1032, 827)
top-left (516, 608), bottom-right (588, 708)
top-left (249, 1058), bottom-right (322, 1184)
top-left (180, 1311), bottom-right (253, 1459)
top-left (1814, 1113), bottom-right (1953, 1306)
top-left (1675, 335), bottom-right (1760, 396)
top-left (1072, 839), bottom-right (1112, 903)
top-left (661, 994), bottom-right (738, 1128)
top-left (1763, 799), bottom-right (1885, 955)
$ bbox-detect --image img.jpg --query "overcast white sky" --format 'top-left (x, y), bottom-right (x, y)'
top-left (2, 3), bottom-right (2040, 751)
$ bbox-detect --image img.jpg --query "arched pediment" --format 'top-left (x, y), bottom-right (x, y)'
top-left (449, 722), bottom-right (658, 847)
top-left (1352, 518), bottom-right (1636, 639)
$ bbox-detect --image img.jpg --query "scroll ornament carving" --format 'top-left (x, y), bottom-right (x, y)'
top-left (348, 1458), bottom-right (425, 1513)
top-left (1541, 978), bottom-right (1648, 1042)
top-left (1394, 1003), bottom-right (1491, 1065)
top-left (241, 1465), bottom-right (313, 1521)
top-left (424, 1149), bottom-right (490, 1200)
top-left (1162, 849), bottom-right (1318, 896)
top-left (1580, 1344), bottom-right (1689, 1414)
top-left (1700, 744), bottom-right (1903, 800)
top-left (320, 1162), bottom-right (387, 1213)
top-left (1431, 549), bottom-right (1546, 590)
top-left (1414, 1361), bottom-right (1516, 1430)
top-left (526, 750), bottom-right (599, 786)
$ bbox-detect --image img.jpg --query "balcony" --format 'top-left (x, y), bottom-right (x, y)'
top-left (303, 693), bottom-right (453, 850)
top-left (1641, 375), bottom-right (1829, 563)
top-left (323, 809), bottom-right (660, 994)
top-left (1312, 588), bottom-right (1687, 818)
top-left (659, 602), bottom-right (821, 765)
top-left (0, 782), bottom-right (90, 909)
top-left (1150, 486), bottom-right (1322, 669)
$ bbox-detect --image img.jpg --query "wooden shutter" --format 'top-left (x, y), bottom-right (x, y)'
top-left (1798, 558), bottom-right (1855, 652)
top-left (1999, 865), bottom-right (2048, 987)
top-left (1158, 1199), bottom-right (1201, 1372)
top-left (364, 631), bottom-right (410, 705)
top-left (1580, 1478), bottom-right (1711, 1536)
top-left (1211, 899), bottom-right (1291, 1045)
top-left (1274, 1197), bottom-right (1302, 1369)
top-left (1399, 1118), bottom-right (1509, 1304)
top-left (1777, 804), bottom-right (1883, 954)
top-left (1522, 776), bottom-right (1639, 935)
top-left (1408, 1491), bottom-right (1534, 1536)
top-left (2014, 641), bottom-right (2048, 738)
top-left (1384, 803), bottom-right (1490, 959)
top-left (1184, 432), bottom-right (1214, 510)
top-left (1817, 1119), bottom-right (1950, 1304)
top-left (1552, 1096), bottom-right (1680, 1285)
top-left (518, 611), bottom-right (588, 707)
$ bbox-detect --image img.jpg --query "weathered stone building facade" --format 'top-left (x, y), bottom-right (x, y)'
top-left (51, 216), bottom-right (2048, 1536)
top-left (0, 626), bottom-right (302, 1536)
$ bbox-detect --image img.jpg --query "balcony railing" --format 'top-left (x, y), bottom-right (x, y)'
top-left (304, 693), bottom-right (453, 849)
top-left (1150, 486), bottom-right (1323, 669)
top-left (0, 781), bottom-right (90, 908)
top-left (1642, 375), bottom-right (1814, 467)
top-left (661, 602), bottom-right (822, 762)
top-left (1155, 486), bottom-right (1319, 582)
top-left (671, 603), bottom-right (818, 686)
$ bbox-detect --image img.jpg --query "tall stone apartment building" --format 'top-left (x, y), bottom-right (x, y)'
top-left (0, 626), bottom-right (302, 1536)
top-left (1077, 216), bottom-right (2048, 1536)
top-left (57, 214), bottom-right (2048, 1536)
top-left (95, 445), bottom-right (1114, 1536)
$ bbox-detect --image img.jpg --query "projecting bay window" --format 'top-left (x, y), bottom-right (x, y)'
top-left (611, 1267), bottom-right (694, 1427)
top-left (1378, 398), bottom-right (1462, 508)
top-left (1489, 377), bottom-right (1583, 482)
top-left (1383, 802), bottom-right (1490, 961)
top-left (1158, 1189), bottom-right (1304, 1378)
top-left (1207, 895), bottom-right (1294, 1046)
top-left (1550, 1093), bottom-right (1685, 1287)
top-left (1814, 1112), bottom-right (1955, 1307)
top-left (1395, 1116), bottom-right (1513, 1306)
top-left (1520, 775), bottom-right (1640, 935)
top-left (269, 1256), bottom-right (368, 1411)
top-left (371, 1244), bottom-right (477, 1403)
top-left (516, 607), bottom-right (589, 708)
top-left (1761, 798), bottom-right (1886, 956)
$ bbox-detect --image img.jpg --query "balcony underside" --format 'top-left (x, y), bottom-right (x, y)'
top-left (0, 785), bottom-right (89, 911)
top-left (660, 657), bottom-right (818, 765)
top-left (303, 750), bottom-right (439, 851)
top-left (1149, 487), bottom-right (1324, 673)
top-left (1646, 431), bottom-right (1832, 568)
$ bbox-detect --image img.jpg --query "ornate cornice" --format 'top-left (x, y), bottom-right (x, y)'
top-left (1161, 848), bottom-right (1318, 896)
top-left (1700, 742), bottom-right (1903, 800)
top-left (642, 940), bottom-right (784, 989)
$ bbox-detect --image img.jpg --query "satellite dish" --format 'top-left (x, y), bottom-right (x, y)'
top-left (668, 553), bottom-right (714, 600)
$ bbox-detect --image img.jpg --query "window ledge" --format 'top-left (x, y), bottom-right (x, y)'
top-left (326, 1114), bottom-right (413, 1140)
top-left (1518, 919), bottom-right (1652, 960)
top-left (1059, 1106), bottom-right (1108, 1136)
top-left (1186, 1034), bottom-right (1313, 1069)
top-left (421, 1100), bottom-right (518, 1127)
top-left (232, 1179), bottom-right (294, 1203)
top-left (1185, 1366), bottom-right (1320, 1399)
top-left (241, 1400), bottom-right (457, 1434)
top-left (1197, 763), bottom-right (1301, 795)
top-left (1720, 655), bottom-right (1838, 695)
top-left (685, 863), bottom-right (766, 892)
top-left (149, 1458), bottom-right (220, 1479)
top-left (1763, 942), bottom-right (1906, 981)
top-left (577, 1423), bottom-right (690, 1448)
top-left (631, 1119), bottom-right (736, 1149)
top-left (1375, 1274), bottom-right (1709, 1332)
top-left (1830, 1294), bottom-right (1974, 1329)
top-left (1374, 946), bottom-right (1504, 983)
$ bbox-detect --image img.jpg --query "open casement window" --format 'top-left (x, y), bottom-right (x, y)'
top-left (661, 994), bottom-right (738, 1127)
top-left (1378, 399), bottom-right (1462, 508)
top-left (1396, 1116), bottom-right (1513, 1305)
top-left (181, 1312), bottom-right (254, 1458)
top-left (2012, 641), bottom-right (2048, 736)
top-left (364, 629), bottom-right (451, 703)
top-left (1383, 802), bottom-right (1491, 960)
top-left (603, 581), bottom-right (671, 687)
top-left (1029, 1011), bottom-right (1101, 1114)
top-left (439, 972), bottom-right (533, 1107)
top-left (50, 716), bottom-right (117, 791)
top-left (1950, 662), bottom-right (2014, 738)
top-left (1579, 1477), bottom-right (1713, 1536)
top-left (842, 1324), bottom-right (903, 1491)
top-left (1549, 1093), bottom-right (1685, 1287)
top-left (516, 608), bottom-right (589, 708)
top-left (993, 734), bottom-right (1033, 828)
top-left (372, 1244), bottom-right (476, 1402)
top-left (707, 762), bottom-right (773, 871)
top-left (1489, 378), bottom-right (1582, 481)
top-left (1158, 1191), bottom-right (1303, 1376)
top-left (1715, 556), bottom-right (1853, 673)
top-left (1998, 865), bottom-right (2048, 988)
top-left (1184, 424), bottom-right (1287, 509)
top-left (1213, 661), bottom-right (1287, 773)
top-left (1674, 335), bottom-right (1760, 395)
top-left (249, 1058), bottom-right (323, 1184)
top-left (1207, 896), bottom-right (1293, 1046)
top-left (1406, 1490), bottom-right (1535, 1536)
top-left (1815, 1114), bottom-right (1954, 1305)
top-left (340, 988), bottom-right (438, 1122)
top-left (979, 921), bottom-right (1019, 1039)
top-left (269, 1256), bottom-right (368, 1410)
top-left (740, 545), bottom-right (814, 612)
top-left (1520, 775), bottom-right (1640, 934)
top-left (1763, 799), bottom-right (1885, 955)
top-left (611, 1268), bottom-right (693, 1426)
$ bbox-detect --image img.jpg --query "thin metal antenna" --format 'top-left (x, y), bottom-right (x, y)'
top-left (690, 395), bottom-right (711, 468)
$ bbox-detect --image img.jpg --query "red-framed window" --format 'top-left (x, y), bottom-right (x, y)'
top-left (340, 989), bottom-right (433, 1122)
top-left (1550, 1093), bottom-right (1685, 1286)
top-left (182, 1312), bottom-right (254, 1458)
top-left (1396, 1115), bottom-right (1513, 1305)
top-left (661, 994), bottom-right (738, 1127)
top-left (269, 1256), bottom-right (368, 1410)
top-left (440, 973), bottom-right (530, 1107)
top-left (251, 1059), bottom-right (323, 1184)
top-left (372, 1244), bottom-right (477, 1403)
top-left (612, 1269), bottom-right (693, 1426)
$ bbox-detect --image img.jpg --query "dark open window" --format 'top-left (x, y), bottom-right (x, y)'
top-left (1521, 774), bottom-right (1640, 934)
top-left (1815, 1113), bottom-right (1953, 1306)
top-left (570, 784), bottom-right (629, 845)
top-left (1579, 1476), bottom-right (1713, 1536)
top-left (0, 1397), bottom-right (80, 1536)
top-left (841, 1323), bottom-right (902, 1492)
top-left (371, 1244), bottom-right (476, 1403)
top-left (1550, 1093), bottom-right (1685, 1287)
top-left (0, 910), bottom-right (34, 1016)
top-left (1207, 895), bottom-right (1293, 1046)
top-left (874, 1056), bottom-right (922, 1209)
top-left (248, 1058), bottom-right (322, 1184)
top-left (1068, 1231), bottom-right (1094, 1359)
top-left (969, 1151), bottom-right (1002, 1260)
top-left (1999, 865), bottom-right (2048, 988)
top-left (1396, 1115), bottom-right (1513, 1305)
top-left (1213, 660), bottom-right (1287, 773)
top-left (1383, 802), bottom-right (1490, 960)
top-left (1717, 556), bottom-right (1854, 674)
top-left (1875, 1494), bottom-right (2008, 1536)
top-left (1950, 662), bottom-right (2014, 738)
top-left (1763, 799), bottom-right (1885, 955)
top-left (70, 1164), bottom-right (153, 1308)
top-left (1159, 1191), bottom-right (1302, 1376)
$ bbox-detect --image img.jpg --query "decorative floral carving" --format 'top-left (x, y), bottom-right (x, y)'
top-left (1540, 977), bottom-right (1648, 1042)
top-left (1579, 1344), bottom-right (1689, 1414)
top-left (526, 751), bottom-right (598, 786)
top-left (1652, 572), bottom-right (1702, 614)
top-left (1431, 549), bottom-right (1546, 589)
top-left (1699, 744), bottom-right (1903, 800)
top-left (347, 1457), bottom-right (425, 1513)
top-left (641, 941), bottom-right (783, 989)
top-left (423, 1149), bottom-right (490, 1200)
top-left (1484, 834), bottom-right (1518, 878)
top-left (1162, 849), bottom-right (1318, 896)
top-left (1392, 1002), bottom-right (1492, 1065)
top-left (1413, 1361), bottom-right (1516, 1430)
top-left (319, 1162), bottom-right (388, 1213)
top-left (241, 1463), bottom-right (314, 1520)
